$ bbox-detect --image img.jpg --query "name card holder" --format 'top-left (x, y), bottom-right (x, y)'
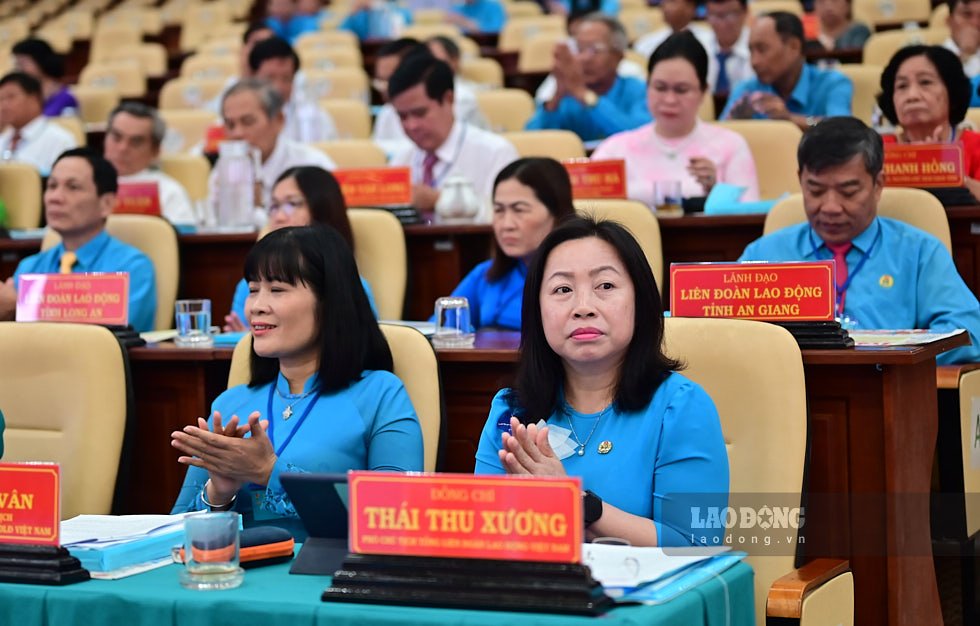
top-left (563, 159), bottom-right (627, 200)
top-left (115, 181), bottom-right (161, 216)
top-left (0, 463), bottom-right (90, 585)
top-left (334, 167), bottom-right (413, 207)
top-left (883, 144), bottom-right (964, 188)
top-left (16, 273), bottom-right (130, 327)
top-left (321, 472), bottom-right (613, 615)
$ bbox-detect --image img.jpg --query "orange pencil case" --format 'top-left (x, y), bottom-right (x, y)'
top-left (175, 526), bottom-right (295, 569)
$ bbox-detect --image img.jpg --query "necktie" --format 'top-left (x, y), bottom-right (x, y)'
top-left (715, 51), bottom-right (732, 94)
top-left (59, 251), bottom-right (77, 274)
top-left (826, 242), bottom-right (852, 314)
top-left (421, 151), bottom-right (438, 188)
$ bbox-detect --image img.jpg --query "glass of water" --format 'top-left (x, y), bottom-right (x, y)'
top-left (175, 299), bottom-right (214, 347)
top-left (432, 296), bottom-right (475, 348)
top-left (179, 512), bottom-right (244, 590)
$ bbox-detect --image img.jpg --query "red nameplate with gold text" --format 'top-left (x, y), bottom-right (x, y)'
top-left (115, 182), bottom-right (161, 216)
top-left (883, 144), bottom-right (964, 188)
top-left (16, 273), bottom-right (130, 326)
top-left (563, 159), bottom-right (627, 199)
top-left (670, 261), bottom-right (835, 320)
top-left (348, 472), bottom-right (583, 563)
top-left (0, 463), bottom-right (60, 546)
top-left (334, 167), bottom-right (412, 206)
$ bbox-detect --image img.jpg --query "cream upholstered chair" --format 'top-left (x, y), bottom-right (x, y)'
top-left (295, 30), bottom-right (360, 53)
top-left (313, 140), bottom-right (387, 168)
top-left (503, 130), bottom-right (586, 160)
top-left (498, 15), bottom-right (565, 52)
top-left (957, 370), bottom-right (980, 541)
top-left (862, 28), bottom-right (948, 67)
top-left (103, 42), bottom-right (168, 77)
top-left (476, 89), bottom-right (536, 132)
top-left (0, 322), bottom-right (128, 518)
top-left (747, 0), bottom-right (805, 16)
top-left (764, 188), bottom-right (952, 253)
top-left (930, 3), bottom-right (949, 28)
top-left (179, 54), bottom-right (238, 80)
top-left (852, 0), bottom-right (931, 27)
top-left (50, 116), bottom-right (86, 146)
top-left (399, 23), bottom-right (462, 41)
top-left (73, 85), bottom-right (120, 125)
top-left (319, 99), bottom-right (372, 139)
top-left (697, 92), bottom-right (715, 121)
top-left (572, 198), bottom-right (663, 293)
top-left (159, 109), bottom-right (218, 152)
top-left (79, 61), bottom-right (146, 99)
top-left (517, 32), bottom-right (566, 73)
top-left (620, 7), bottom-right (666, 42)
top-left (302, 68), bottom-right (370, 103)
top-left (159, 77), bottom-right (228, 110)
top-left (227, 324), bottom-right (441, 471)
top-left (459, 57), bottom-right (504, 89)
top-left (837, 64), bottom-right (883, 126)
top-left (663, 317), bottom-right (853, 626)
top-left (347, 208), bottom-right (407, 320)
top-left (41, 215), bottom-right (180, 330)
top-left (301, 48), bottom-right (363, 71)
top-left (159, 153), bottom-right (211, 206)
top-left (717, 120), bottom-right (802, 199)
top-left (0, 162), bottom-right (42, 228)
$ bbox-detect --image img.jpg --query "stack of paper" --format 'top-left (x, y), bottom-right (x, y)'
top-left (62, 513), bottom-right (201, 578)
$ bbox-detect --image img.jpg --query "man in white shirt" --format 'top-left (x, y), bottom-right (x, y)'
top-left (387, 54), bottom-right (518, 211)
top-left (103, 102), bottom-right (197, 226)
top-left (0, 72), bottom-right (77, 176)
top-left (945, 0), bottom-right (980, 78)
top-left (208, 79), bottom-right (335, 213)
top-left (633, 0), bottom-right (710, 61)
top-left (249, 36), bottom-right (336, 143)
top-left (703, 0), bottom-right (753, 94)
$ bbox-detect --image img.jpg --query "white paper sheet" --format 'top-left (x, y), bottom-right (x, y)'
top-left (582, 543), bottom-right (729, 588)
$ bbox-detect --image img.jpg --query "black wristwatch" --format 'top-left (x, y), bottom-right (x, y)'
top-left (583, 490), bottom-right (603, 527)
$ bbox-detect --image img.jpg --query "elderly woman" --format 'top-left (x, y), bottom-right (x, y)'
top-left (433, 157), bottom-right (576, 330)
top-left (173, 225), bottom-right (423, 537)
top-left (592, 31), bottom-right (759, 205)
top-left (876, 45), bottom-right (980, 197)
top-left (474, 216), bottom-right (729, 546)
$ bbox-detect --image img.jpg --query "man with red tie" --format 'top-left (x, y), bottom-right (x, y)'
top-left (0, 72), bottom-right (76, 176)
top-left (387, 53), bottom-right (518, 211)
top-left (738, 116), bottom-right (980, 364)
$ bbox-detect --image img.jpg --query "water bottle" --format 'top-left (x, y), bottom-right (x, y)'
top-left (213, 141), bottom-right (257, 231)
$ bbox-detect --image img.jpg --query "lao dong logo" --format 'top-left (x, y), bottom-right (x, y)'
top-left (691, 506), bottom-right (805, 531)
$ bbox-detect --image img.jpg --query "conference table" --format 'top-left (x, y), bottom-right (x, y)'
top-left (125, 329), bottom-right (964, 626)
top-left (0, 553), bottom-right (754, 626)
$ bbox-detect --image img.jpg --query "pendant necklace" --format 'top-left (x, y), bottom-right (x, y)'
top-left (563, 404), bottom-right (610, 456)
top-left (275, 383), bottom-right (314, 420)
top-left (651, 126), bottom-right (698, 160)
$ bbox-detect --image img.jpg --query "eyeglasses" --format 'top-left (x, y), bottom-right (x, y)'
top-left (649, 81), bottom-right (701, 97)
top-left (568, 39), bottom-right (614, 56)
top-left (268, 198), bottom-right (305, 216)
top-left (706, 10), bottom-right (744, 23)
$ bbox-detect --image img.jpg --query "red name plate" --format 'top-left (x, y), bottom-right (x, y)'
top-left (204, 124), bottom-right (226, 154)
top-left (349, 472), bottom-right (583, 563)
top-left (334, 167), bottom-right (412, 206)
top-left (670, 261), bottom-right (835, 320)
top-left (563, 159), bottom-right (627, 199)
top-left (16, 273), bottom-right (130, 326)
top-left (0, 463), bottom-right (60, 546)
top-left (115, 182), bottom-right (161, 216)
top-left (883, 144), bottom-right (964, 188)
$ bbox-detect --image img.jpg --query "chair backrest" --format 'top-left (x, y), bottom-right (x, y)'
top-left (476, 88), bottom-right (536, 132)
top-left (103, 42), bottom-right (167, 77)
top-left (748, 0), bottom-right (804, 15)
top-left (302, 68), bottom-right (370, 103)
top-left (313, 140), bottom-right (388, 168)
top-left (572, 198), bottom-right (664, 293)
top-left (79, 61), bottom-right (146, 98)
top-left (73, 84), bottom-right (120, 124)
top-left (399, 23), bottom-right (462, 41)
top-left (41, 215), bottom-right (180, 330)
top-left (957, 369), bottom-right (980, 537)
top-left (300, 48), bottom-right (363, 71)
top-left (764, 188), bottom-right (952, 253)
top-left (295, 30), bottom-right (360, 53)
top-left (348, 208), bottom-right (407, 320)
top-left (517, 32), bottom-right (566, 73)
top-left (179, 54), bottom-right (238, 80)
top-left (89, 25), bottom-right (142, 60)
top-left (930, 3), bottom-right (949, 28)
top-left (620, 7), bottom-right (666, 42)
top-left (319, 99), bottom-right (372, 139)
top-left (662, 317), bottom-right (807, 626)
top-left (198, 36), bottom-right (242, 57)
top-left (159, 109), bottom-right (218, 152)
top-left (0, 162), bottom-right (42, 228)
top-left (179, 3), bottom-right (232, 52)
top-left (0, 322), bottom-right (128, 518)
top-left (159, 77), bottom-right (228, 110)
top-left (502, 130), bottom-right (585, 160)
top-left (227, 323), bottom-right (441, 471)
top-left (50, 116), bottom-right (86, 146)
top-left (836, 64), bottom-right (883, 126)
top-left (716, 120), bottom-right (802, 199)
top-left (697, 91), bottom-right (715, 121)
top-left (459, 57), bottom-right (504, 89)
top-left (499, 15), bottom-right (566, 51)
top-left (159, 153), bottom-right (211, 203)
top-left (852, 0), bottom-right (931, 27)
top-left (504, 0), bottom-right (543, 18)
top-left (862, 27), bottom-right (948, 66)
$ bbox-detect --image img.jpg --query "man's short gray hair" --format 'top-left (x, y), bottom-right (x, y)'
top-left (577, 13), bottom-right (629, 52)
top-left (222, 78), bottom-right (284, 119)
top-left (107, 101), bottom-right (166, 147)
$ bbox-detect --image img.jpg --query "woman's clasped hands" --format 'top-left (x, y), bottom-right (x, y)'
top-left (498, 416), bottom-right (567, 478)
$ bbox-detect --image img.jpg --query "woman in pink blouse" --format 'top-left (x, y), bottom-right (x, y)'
top-left (592, 31), bottom-right (759, 206)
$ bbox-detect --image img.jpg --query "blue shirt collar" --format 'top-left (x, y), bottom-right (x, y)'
top-left (807, 217), bottom-right (881, 256)
top-left (55, 229), bottom-right (111, 271)
top-left (276, 371), bottom-right (321, 394)
top-left (788, 64), bottom-right (815, 111)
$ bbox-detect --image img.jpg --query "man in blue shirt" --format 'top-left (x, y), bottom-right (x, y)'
top-left (340, 0), bottom-right (413, 40)
top-left (0, 148), bottom-right (158, 332)
top-left (721, 11), bottom-right (852, 131)
top-left (739, 117), bottom-right (980, 364)
top-left (448, 0), bottom-right (507, 34)
top-left (526, 13), bottom-right (651, 142)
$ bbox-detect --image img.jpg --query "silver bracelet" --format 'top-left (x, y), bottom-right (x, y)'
top-left (201, 479), bottom-right (237, 511)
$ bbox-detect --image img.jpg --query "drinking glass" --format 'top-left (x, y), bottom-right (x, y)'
top-left (178, 512), bottom-right (244, 590)
top-left (432, 296), bottom-right (475, 348)
top-left (652, 181), bottom-right (683, 213)
top-left (175, 299), bottom-right (214, 347)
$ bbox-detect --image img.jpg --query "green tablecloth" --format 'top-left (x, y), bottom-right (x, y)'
top-left (0, 559), bottom-right (755, 626)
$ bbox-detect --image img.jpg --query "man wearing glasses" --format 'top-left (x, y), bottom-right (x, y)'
top-left (526, 13), bottom-right (651, 142)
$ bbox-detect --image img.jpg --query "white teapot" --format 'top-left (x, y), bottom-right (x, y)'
top-left (435, 175), bottom-right (481, 223)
